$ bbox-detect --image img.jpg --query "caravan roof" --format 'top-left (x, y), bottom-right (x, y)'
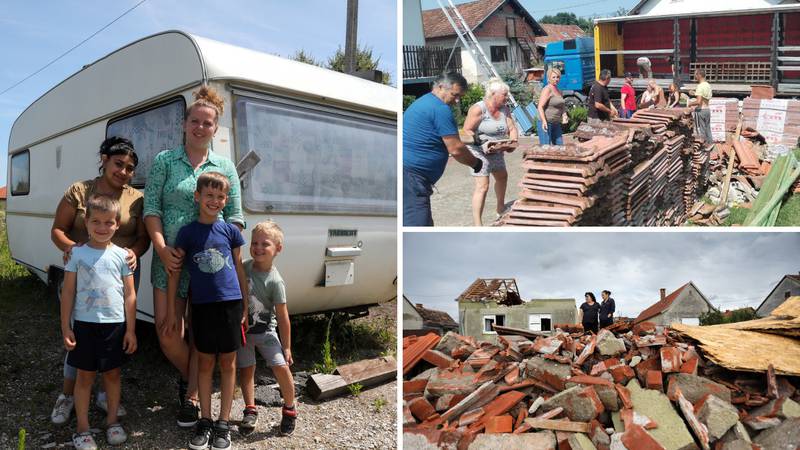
top-left (9, 30), bottom-right (396, 153)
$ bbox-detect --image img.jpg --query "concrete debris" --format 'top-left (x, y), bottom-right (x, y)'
top-left (403, 323), bottom-right (800, 449)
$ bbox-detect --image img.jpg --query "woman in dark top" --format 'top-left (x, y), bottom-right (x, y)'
top-left (600, 290), bottom-right (616, 328)
top-left (578, 292), bottom-right (600, 334)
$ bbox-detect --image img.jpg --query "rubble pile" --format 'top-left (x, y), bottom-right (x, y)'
top-left (500, 107), bottom-right (708, 226)
top-left (403, 298), bottom-right (800, 450)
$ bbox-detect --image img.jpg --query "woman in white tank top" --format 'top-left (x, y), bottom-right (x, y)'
top-left (463, 78), bottom-right (519, 226)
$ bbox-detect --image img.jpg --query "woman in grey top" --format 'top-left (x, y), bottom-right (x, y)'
top-left (463, 78), bottom-right (518, 226)
top-left (536, 68), bottom-right (566, 145)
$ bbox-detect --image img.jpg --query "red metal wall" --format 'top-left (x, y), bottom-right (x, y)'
top-left (695, 14), bottom-right (772, 63)
top-left (784, 12), bottom-right (800, 80)
top-left (622, 19), bottom-right (690, 76)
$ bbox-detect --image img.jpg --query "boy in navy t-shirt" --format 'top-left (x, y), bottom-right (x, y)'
top-left (165, 172), bottom-right (247, 450)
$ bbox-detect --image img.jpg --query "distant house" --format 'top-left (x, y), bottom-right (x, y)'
top-left (457, 278), bottom-right (576, 344)
top-left (422, 0), bottom-right (546, 84)
top-left (403, 296), bottom-right (459, 336)
top-left (634, 282), bottom-right (714, 326)
top-left (755, 273), bottom-right (800, 317)
top-left (534, 24), bottom-right (586, 62)
top-left (0, 186), bottom-right (6, 208)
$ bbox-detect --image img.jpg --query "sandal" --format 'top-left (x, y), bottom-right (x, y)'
top-left (72, 431), bottom-right (98, 450)
top-left (106, 423), bottom-right (128, 445)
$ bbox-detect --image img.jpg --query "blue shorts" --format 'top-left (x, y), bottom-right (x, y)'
top-left (620, 109), bottom-right (634, 119)
top-left (403, 168), bottom-right (434, 226)
top-left (536, 121), bottom-right (564, 145)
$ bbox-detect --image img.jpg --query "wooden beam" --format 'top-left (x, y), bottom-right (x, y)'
top-left (524, 418), bottom-right (592, 433)
top-left (307, 356), bottom-right (397, 400)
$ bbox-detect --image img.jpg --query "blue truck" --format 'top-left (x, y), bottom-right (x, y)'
top-left (542, 37), bottom-right (595, 109)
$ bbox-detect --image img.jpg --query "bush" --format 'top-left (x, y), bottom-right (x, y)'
top-left (699, 307), bottom-right (758, 325)
top-left (566, 106), bottom-right (588, 133)
top-left (500, 72), bottom-right (532, 106)
top-left (403, 95), bottom-right (416, 112)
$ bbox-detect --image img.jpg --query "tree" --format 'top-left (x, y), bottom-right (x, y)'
top-left (614, 7), bottom-right (629, 17)
top-left (539, 12), bottom-right (593, 35)
top-left (290, 49), bottom-right (322, 67)
top-left (327, 44), bottom-right (392, 85)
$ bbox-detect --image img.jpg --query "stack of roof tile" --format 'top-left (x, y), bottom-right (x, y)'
top-left (403, 304), bottom-right (800, 450)
top-left (500, 108), bottom-right (703, 227)
top-left (741, 98), bottom-right (800, 158)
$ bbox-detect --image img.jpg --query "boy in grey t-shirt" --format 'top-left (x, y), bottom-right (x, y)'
top-left (236, 221), bottom-right (296, 435)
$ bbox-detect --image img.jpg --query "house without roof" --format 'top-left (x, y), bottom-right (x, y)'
top-left (755, 272), bottom-right (800, 317)
top-left (634, 282), bottom-right (714, 326)
top-left (457, 278), bottom-right (576, 344)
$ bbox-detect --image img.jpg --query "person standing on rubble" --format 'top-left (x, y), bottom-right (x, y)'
top-left (600, 290), bottom-right (616, 328)
top-left (688, 69), bottom-right (714, 144)
top-left (577, 292), bottom-right (600, 334)
top-left (403, 72), bottom-right (482, 226)
top-left (588, 70), bottom-right (618, 121)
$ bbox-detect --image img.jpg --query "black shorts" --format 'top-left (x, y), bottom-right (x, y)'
top-left (192, 300), bottom-right (244, 354)
top-left (583, 322), bottom-right (599, 334)
top-left (67, 320), bottom-right (126, 373)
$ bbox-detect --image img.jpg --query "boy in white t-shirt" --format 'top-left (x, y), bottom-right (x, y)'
top-left (60, 195), bottom-right (137, 450)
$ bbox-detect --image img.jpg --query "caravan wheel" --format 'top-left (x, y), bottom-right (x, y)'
top-left (48, 268), bottom-right (64, 303)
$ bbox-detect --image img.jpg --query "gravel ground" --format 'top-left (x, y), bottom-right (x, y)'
top-left (430, 135), bottom-right (534, 227)
top-left (0, 275), bottom-right (397, 450)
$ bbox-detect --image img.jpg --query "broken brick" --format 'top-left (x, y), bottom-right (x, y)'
top-left (404, 379), bottom-right (428, 394)
top-left (422, 349), bottom-right (455, 369)
top-left (659, 346), bottom-right (682, 373)
top-left (646, 370), bottom-right (663, 392)
top-left (408, 396), bottom-right (437, 422)
top-left (679, 357), bottom-right (699, 375)
top-left (485, 415), bottom-right (513, 433)
top-left (609, 364), bottom-right (635, 384)
top-left (621, 424), bottom-right (666, 450)
top-left (667, 373), bottom-right (732, 404)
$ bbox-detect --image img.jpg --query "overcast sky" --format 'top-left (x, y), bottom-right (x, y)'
top-left (0, 0), bottom-right (397, 186)
top-left (404, 232), bottom-right (800, 321)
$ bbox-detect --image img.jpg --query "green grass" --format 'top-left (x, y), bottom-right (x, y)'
top-left (721, 206), bottom-right (749, 227)
top-left (775, 194), bottom-right (800, 226)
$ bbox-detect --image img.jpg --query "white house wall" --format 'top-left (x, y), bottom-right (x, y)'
top-left (404, 0), bottom-right (426, 46)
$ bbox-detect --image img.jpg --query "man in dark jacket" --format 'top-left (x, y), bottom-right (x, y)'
top-left (600, 290), bottom-right (616, 328)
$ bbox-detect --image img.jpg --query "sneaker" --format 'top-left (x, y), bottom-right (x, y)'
top-left (280, 405), bottom-right (297, 436)
top-left (95, 391), bottom-right (127, 417)
top-left (189, 418), bottom-right (213, 450)
top-left (51, 393), bottom-right (74, 425)
top-left (72, 431), bottom-right (97, 450)
top-left (177, 397), bottom-right (200, 428)
top-left (240, 406), bottom-right (258, 430)
top-left (105, 423), bottom-right (127, 445)
top-left (211, 420), bottom-right (232, 450)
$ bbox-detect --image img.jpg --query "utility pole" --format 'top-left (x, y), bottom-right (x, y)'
top-left (345, 0), bottom-right (358, 74)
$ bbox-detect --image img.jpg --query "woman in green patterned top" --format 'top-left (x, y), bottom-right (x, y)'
top-left (143, 86), bottom-right (244, 427)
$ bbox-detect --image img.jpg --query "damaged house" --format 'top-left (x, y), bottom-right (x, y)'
top-left (634, 282), bottom-right (714, 326)
top-left (756, 272), bottom-right (800, 317)
top-left (457, 278), bottom-right (576, 343)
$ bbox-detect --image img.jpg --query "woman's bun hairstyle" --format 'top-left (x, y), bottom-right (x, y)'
top-left (187, 85), bottom-right (224, 120)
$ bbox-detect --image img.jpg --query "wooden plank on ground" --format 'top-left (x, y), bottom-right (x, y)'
top-left (524, 418), bottom-right (592, 433)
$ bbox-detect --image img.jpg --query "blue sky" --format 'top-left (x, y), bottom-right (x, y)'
top-left (420, 0), bottom-right (641, 19)
top-left (404, 232), bottom-right (800, 321)
top-left (0, 0), bottom-right (397, 187)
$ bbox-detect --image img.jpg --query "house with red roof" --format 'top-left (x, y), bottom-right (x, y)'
top-left (755, 273), bottom-right (800, 317)
top-left (633, 282), bottom-right (714, 326)
top-left (534, 24), bottom-right (586, 54)
top-left (0, 186), bottom-right (7, 208)
top-left (421, 0), bottom-right (546, 84)
top-left (403, 296), bottom-right (459, 336)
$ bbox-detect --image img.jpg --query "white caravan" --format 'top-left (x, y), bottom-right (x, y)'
top-left (6, 31), bottom-right (397, 321)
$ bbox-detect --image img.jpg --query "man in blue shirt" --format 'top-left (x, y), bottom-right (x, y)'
top-left (403, 72), bottom-right (482, 226)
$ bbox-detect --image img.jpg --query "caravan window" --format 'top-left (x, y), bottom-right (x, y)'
top-left (233, 94), bottom-right (396, 215)
top-left (106, 97), bottom-right (186, 187)
top-left (10, 150), bottom-right (30, 195)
